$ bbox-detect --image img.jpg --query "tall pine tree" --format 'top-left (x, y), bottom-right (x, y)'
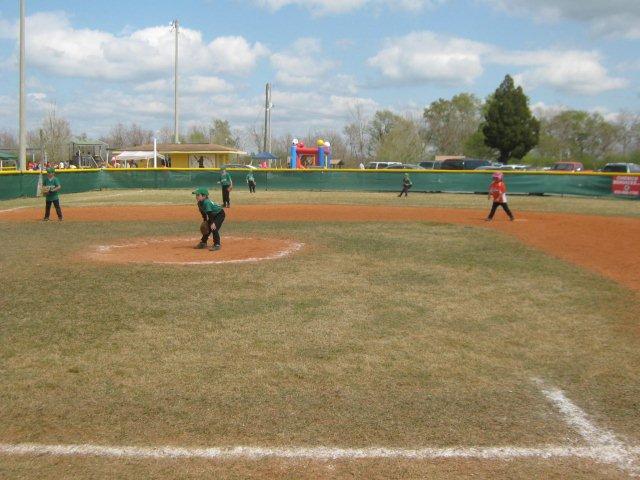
top-left (482, 75), bottom-right (540, 163)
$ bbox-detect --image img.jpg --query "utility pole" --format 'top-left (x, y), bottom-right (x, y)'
top-left (262, 83), bottom-right (273, 152)
top-left (18, 0), bottom-right (26, 170)
top-left (263, 83), bottom-right (271, 153)
top-left (171, 19), bottom-right (179, 144)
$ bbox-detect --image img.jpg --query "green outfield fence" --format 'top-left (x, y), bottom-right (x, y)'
top-left (1, 168), bottom-right (638, 201)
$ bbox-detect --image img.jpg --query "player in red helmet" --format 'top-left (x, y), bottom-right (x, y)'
top-left (486, 172), bottom-right (515, 221)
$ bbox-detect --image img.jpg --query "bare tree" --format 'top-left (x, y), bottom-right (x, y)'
top-left (615, 111), bottom-right (640, 155)
top-left (102, 123), bottom-right (127, 149)
top-left (0, 129), bottom-right (17, 149)
top-left (343, 103), bottom-right (369, 162)
top-left (157, 126), bottom-right (174, 143)
top-left (247, 124), bottom-right (264, 152)
top-left (102, 123), bottom-right (154, 149)
top-left (127, 123), bottom-right (153, 147)
top-left (270, 133), bottom-right (294, 166)
top-left (41, 108), bottom-right (71, 163)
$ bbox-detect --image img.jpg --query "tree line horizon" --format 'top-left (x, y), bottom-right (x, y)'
top-left (2, 75), bottom-right (639, 168)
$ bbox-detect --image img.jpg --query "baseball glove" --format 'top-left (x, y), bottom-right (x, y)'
top-left (40, 186), bottom-right (51, 196)
top-left (200, 221), bottom-right (210, 235)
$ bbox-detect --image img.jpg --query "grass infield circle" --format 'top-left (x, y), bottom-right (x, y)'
top-left (83, 236), bottom-right (304, 265)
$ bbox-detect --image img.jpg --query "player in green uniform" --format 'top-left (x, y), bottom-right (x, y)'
top-left (42, 167), bottom-right (63, 221)
top-left (398, 173), bottom-right (412, 197)
top-left (219, 169), bottom-right (233, 207)
top-left (246, 171), bottom-right (256, 193)
top-left (193, 187), bottom-right (225, 251)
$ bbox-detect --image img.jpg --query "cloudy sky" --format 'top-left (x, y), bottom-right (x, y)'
top-left (0, 0), bottom-right (638, 144)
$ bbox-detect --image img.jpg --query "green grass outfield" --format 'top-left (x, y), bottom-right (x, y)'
top-left (1, 190), bottom-right (639, 479)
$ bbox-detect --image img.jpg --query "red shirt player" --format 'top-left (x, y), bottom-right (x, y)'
top-left (486, 172), bottom-right (515, 221)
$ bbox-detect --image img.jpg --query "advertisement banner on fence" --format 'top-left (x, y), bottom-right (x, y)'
top-left (612, 176), bottom-right (640, 196)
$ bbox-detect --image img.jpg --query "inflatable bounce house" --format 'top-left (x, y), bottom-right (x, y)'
top-left (289, 138), bottom-right (332, 169)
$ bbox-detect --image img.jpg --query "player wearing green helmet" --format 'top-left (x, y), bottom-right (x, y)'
top-left (192, 187), bottom-right (225, 250)
top-left (42, 168), bottom-right (63, 221)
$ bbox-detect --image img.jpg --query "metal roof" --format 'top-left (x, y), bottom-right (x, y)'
top-left (130, 143), bottom-right (246, 155)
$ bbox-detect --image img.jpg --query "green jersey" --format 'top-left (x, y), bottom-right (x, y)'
top-left (199, 198), bottom-right (223, 217)
top-left (220, 172), bottom-right (232, 186)
top-left (403, 175), bottom-right (412, 186)
top-left (44, 177), bottom-right (61, 201)
top-left (246, 172), bottom-right (255, 183)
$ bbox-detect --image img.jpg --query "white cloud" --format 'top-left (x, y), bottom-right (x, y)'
top-left (253, 0), bottom-right (443, 15)
top-left (485, 0), bottom-right (640, 39)
top-left (367, 32), bottom-right (490, 85)
top-left (498, 50), bottom-right (628, 95)
top-left (0, 16), bottom-right (16, 39)
top-left (368, 31), bottom-right (628, 95)
top-left (16, 85), bottom-right (379, 140)
top-left (15, 12), bottom-right (268, 81)
top-left (531, 101), bottom-right (621, 123)
top-left (530, 101), bottom-right (570, 119)
top-left (320, 74), bottom-right (358, 95)
top-left (270, 90), bottom-right (378, 124)
top-left (134, 76), bottom-right (234, 94)
top-left (270, 38), bottom-right (337, 87)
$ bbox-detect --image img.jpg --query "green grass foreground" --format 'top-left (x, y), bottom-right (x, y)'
top-left (0, 190), bottom-right (639, 479)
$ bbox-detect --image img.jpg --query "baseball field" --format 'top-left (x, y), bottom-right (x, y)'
top-left (1, 189), bottom-right (639, 479)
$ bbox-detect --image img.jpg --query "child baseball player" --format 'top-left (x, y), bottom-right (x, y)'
top-left (398, 173), bottom-right (412, 197)
top-left (193, 187), bottom-right (225, 251)
top-left (42, 167), bottom-right (63, 221)
top-left (219, 169), bottom-right (233, 208)
top-left (246, 171), bottom-right (256, 193)
top-left (486, 172), bottom-right (515, 221)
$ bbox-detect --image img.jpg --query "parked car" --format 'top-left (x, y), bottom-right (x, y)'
top-left (383, 163), bottom-right (425, 169)
top-left (475, 164), bottom-right (529, 171)
top-left (600, 163), bottom-right (640, 173)
top-left (418, 160), bottom-right (442, 169)
top-left (548, 161), bottom-right (584, 172)
top-left (220, 163), bottom-right (257, 169)
top-left (439, 158), bottom-right (499, 170)
top-left (364, 161), bottom-right (403, 169)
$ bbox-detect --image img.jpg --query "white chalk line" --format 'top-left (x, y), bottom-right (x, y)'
top-left (66, 192), bottom-right (140, 202)
top-left (0, 443), bottom-right (629, 462)
top-left (153, 241), bottom-right (305, 265)
top-left (1, 379), bottom-right (638, 476)
top-left (533, 377), bottom-right (640, 476)
top-left (90, 236), bottom-right (304, 265)
top-left (0, 206), bottom-right (29, 214)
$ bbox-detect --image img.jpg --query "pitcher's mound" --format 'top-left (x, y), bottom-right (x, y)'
top-left (84, 236), bottom-right (304, 265)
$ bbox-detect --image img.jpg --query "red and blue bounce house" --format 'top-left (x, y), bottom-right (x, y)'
top-left (289, 138), bottom-right (332, 169)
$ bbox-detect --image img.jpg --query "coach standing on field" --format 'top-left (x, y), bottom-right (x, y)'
top-left (219, 168), bottom-right (233, 208)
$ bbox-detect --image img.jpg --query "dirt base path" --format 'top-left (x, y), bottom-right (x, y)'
top-left (3, 204), bottom-right (639, 293)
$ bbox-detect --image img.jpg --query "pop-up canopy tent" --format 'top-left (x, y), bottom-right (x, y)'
top-left (251, 151), bottom-right (277, 167)
top-left (112, 151), bottom-right (165, 168)
top-left (0, 150), bottom-right (17, 170)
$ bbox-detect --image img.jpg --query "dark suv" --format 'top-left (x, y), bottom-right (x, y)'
top-left (439, 158), bottom-right (494, 170)
top-left (601, 163), bottom-right (640, 173)
top-left (418, 160), bottom-right (442, 169)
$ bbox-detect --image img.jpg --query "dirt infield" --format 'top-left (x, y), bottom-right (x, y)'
top-left (3, 204), bottom-right (639, 292)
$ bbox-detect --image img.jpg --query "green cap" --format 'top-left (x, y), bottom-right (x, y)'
top-left (192, 187), bottom-right (209, 196)
top-left (46, 167), bottom-right (55, 174)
